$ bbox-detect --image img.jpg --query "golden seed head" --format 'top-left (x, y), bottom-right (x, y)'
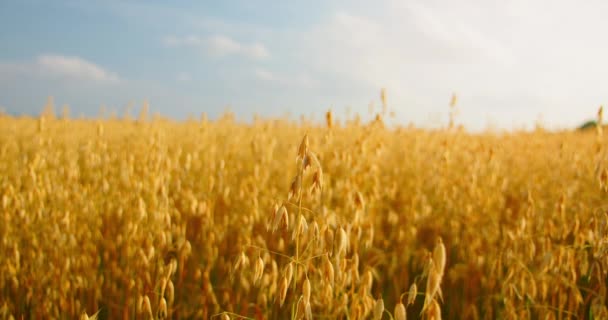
top-left (288, 174), bottom-right (302, 201)
top-left (304, 300), bottom-right (313, 320)
top-left (322, 254), bottom-right (335, 287)
top-left (424, 266), bottom-right (442, 311)
top-left (428, 299), bottom-right (441, 320)
top-left (362, 270), bottom-right (373, 293)
top-left (284, 262), bottom-right (294, 288)
top-left (372, 297), bottom-right (384, 320)
top-left (433, 237), bottom-right (446, 277)
top-left (142, 295), bottom-right (153, 318)
top-left (407, 283), bottom-right (417, 306)
top-left (278, 276), bottom-right (289, 307)
top-left (157, 298), bottom-right (167, 319)
top-left (334, 227), bottom-right (348, 258)
top-left (297, 134), bottom-right (309, 160)
top-left (253, 256), bottom-right (264, 285)
top-left (326, 110), bottom-right (333, 128)
top-left (166, 280), bottom-right (174, 306)
top-left (303, 278), bottom-right (311, 302)
top-left (394, 302), bottom-right (407, 320)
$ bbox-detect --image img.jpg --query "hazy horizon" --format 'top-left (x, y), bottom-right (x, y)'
top-left (1, 0), bottom-right (607, 131)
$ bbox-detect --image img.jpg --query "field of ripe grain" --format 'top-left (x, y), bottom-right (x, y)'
top-left (0, 112), bottom-right (607, 320)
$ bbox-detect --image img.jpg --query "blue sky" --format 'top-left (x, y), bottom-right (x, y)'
top-left (1, 0), bottom-right (607, 130)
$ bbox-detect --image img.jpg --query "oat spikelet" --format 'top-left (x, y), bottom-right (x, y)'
top-left (297, 134), bottom-right (309, 161)
top-left (142, 295), bottom-right (153, 319)
top-left (372, 297), bottom-right (384, 320)
top-left (423, 263), bottom-right (442, 311)
top-left (394, 302), bottom-right (407, 320)
top-left (159, 278), bottom-right (168, 299)
top-left (273, 205), bottom-right (289, 232)
top-left (322, 254), bottom-right (335, 286)
top-left (304, 300), bottom-right (313, 320)
top-left (407, 283), bottom-right (417, 306)
top-left (166, 280), bottom-right (174, 306)
top-left (303, 278), bottom-right (311, 302)
top-left (157, 297), bottom-right (168, 319)
top-left (334, 227), bottom-right (348, 258)
top-left (293, 214), bottom-right (309, 240)
top-left (234, 251), bottom-right (249, 272)
top-left (307, 151), bottom-right (321, 168)
top-left (253, 256), bottom-right (264, 285)
top-left (428, 299), bottom-right (442, 320)
top-left (284, 262), bottom-right (294, 288)
top-left (311, 169), bottom-right (324, 193)
top-left (433, 237), bottom-right (446, 277)
top-left (278, 276), bottom-right (289, 307)
top-left (268, 203), bottom-right (279, 231)
top-left (288, 174), bottom-right (302, 201)
top-left (361, 270), bottom-right (373, 294)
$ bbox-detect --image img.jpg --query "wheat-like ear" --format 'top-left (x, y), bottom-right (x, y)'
top-left (253, 256), bottom-right (264, 285)
top-left (157, 298), bottom-right (168, 319)
top-left (304, 300), bottom-right (313, 320)
top-left (433, 237), bottom-right (446, 277)
top-left (407, 283), bottom-right (417, 306)
top-left (80, 309), bottom-right (101, 320)
top-left (303, 278), bottom-right (311, 303)
top-left (288, 174), bottom-right (302, 201)
top-left (423, 261), bottom-right (442, 313)
top-left (372, 297), bottom-right (384, 320)
top-left (297, 134), bottom-right (309, 161)
top-left (428, 299), bottom-right (442, 320)
top-left (334, 227), bottom-right (348, 258)
top-left (142, 295), bottom-right (153, 319)
top-left (322, 254), bottom-right (335, 287)
top-left (326, 110), bottom-right (333, 128)
top-left (394, 302), bottom-right (406, 320)
top-left (284, 262), bottom-right (294, 288)
top-left (278, 276), bottom-right (289, 307)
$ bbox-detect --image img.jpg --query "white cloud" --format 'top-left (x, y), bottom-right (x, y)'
top-left (287, 1), bottom-right (608, 129)
top-left (163, 34), bottom-right (269, 59)
top-left (245, 43), bottom-right (270, 60)
top-left (163, 34), bottom-right (204, 47)
top-left (207, 35), bottom-right (242, 56)
top-left (253, 67), bottom-right (315, 87)
top-left (176, 72), bottom-right (191, 82)
top-left (0, 55), bottom-right (120, 84)
top-left (36, 55), bottom-right (120, 83)
top-left (254, 68), bottom-right (275, 81)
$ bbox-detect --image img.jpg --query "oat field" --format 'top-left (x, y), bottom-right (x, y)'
top-left (0, 108), bottom-right (607, 320)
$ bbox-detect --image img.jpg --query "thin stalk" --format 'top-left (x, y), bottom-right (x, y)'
top-left (291, 160), bottom-right (304, 320)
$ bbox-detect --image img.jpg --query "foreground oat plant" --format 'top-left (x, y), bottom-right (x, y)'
top-left (0, 103), bottom-right (607, 319)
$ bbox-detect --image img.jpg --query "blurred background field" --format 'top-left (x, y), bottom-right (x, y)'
top-left (2, 1), bottom-right (608, 319)
top-left (0, 106), bottom-right (607, 319)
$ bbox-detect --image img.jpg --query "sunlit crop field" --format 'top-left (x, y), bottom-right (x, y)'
top-left (0, 109), bottom-right (607, 320)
